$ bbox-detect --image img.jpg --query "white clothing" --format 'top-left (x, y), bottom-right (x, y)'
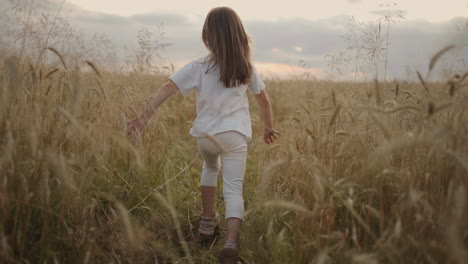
top-left (169, 56), bottom-right (265, 141)
top-left (197, 131), bottom-right (247, 220)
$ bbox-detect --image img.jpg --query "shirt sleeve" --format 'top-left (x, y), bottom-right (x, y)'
top-left (247, 64), bottom-right (265, 94)
top-left (169, 60), bottom-right (200, 96)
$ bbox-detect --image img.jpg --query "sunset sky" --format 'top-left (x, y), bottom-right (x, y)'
top-left (6, 0), bottom-right (468, 79)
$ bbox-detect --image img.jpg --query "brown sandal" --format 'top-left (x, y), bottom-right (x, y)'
top-left (218, 239), bottom-right (240, 264)
top-left (198, 213), bottom-right (220, 236)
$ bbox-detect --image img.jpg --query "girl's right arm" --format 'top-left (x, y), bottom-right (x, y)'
top-left (127, 80), bottom-right (179, 136)
top-left (254, 90), bottom-right (280, 144)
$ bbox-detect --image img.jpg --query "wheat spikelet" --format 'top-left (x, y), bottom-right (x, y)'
top-left (328, 104), bottom-right (341, 127)
top-left (331, 89), bottom-right (336, 108)
top-left (259, 160), bottom-right (288, 192)
top-left (5, 56), bottom-right (20, 91)
top-left (28, 64), bottom-right (38, 100)
top-left (395, 82), bottom-right (399, 98)
top-left (311, 172), bottom-right (325, 203)
top-left (392, 218), bottom-right (402, 239)
top-left (45, 68), bottom-right (59, 79)
top-left (108, 134), bottom-right (144, 169)
top-left (374, 79), bottom-right (383, 106)
top-left (449, 80), bottom-right (456, 97)
top-left (0, 232), bottom-right (15, 262)
top-left (305, 126), bottom-right (316, 140)
top-left (369, 113), bottom-right (391, 139)
top-left (46, 47), bottom-right (68, 70)
top-left (335, 130), bottom-right (350, 136)
top-left (416, 71), bottom-right (429, 94)
top-left (299, 102), bottom-right (311, 115)
top-left (85, 60), bottom-right (101, 77)
top-left (449, 70), bottom-right (468, 96)
top-left (46, 151), bottom-right (77, 192)
top-left (70, 69), bottom-right (82, 115)
top-left (458, 70), bottom-right (468, 83)
top-left (28, 63), bottom-right (36, 82)
top-left (263, 199), bottom-right (314, 215)
top-left (59, 107), bottom-right (88, 136)
top-left (115, 203), bottom-right (136, 245)
top-left (341, 197), bottom-right (377, 240)
top-left (363, 204), bottom-right (381, 222)
top-left (385, 105), bottom-right (420, 114)
top-left (429, 45), bottom-right (455, 71)
top-left (361, 105), bottom-right (421, 115)
top-left (40, 162), bottom-right (51, 214)
top-left (95, 79), bottom-right (109, 102)
top-left (314, 252), bottom-right (330, 264)
top-left (443, 182), bottom-right (466, 264)
top-left (352, 253), bottom-right (378, 264)
top-left (427, 102), bottom-right (435, 116)
top-left (0, 121), bottom-right (15, 170)
top-left (446, 150), bottom-right (468, 173)
top-left (452, 185), bottom-right (465, 221)
top-left (83, 250), bottom-right (91, 264)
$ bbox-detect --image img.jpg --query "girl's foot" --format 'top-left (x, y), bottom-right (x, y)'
top-left (219, 239), bottom-right (239, 264)
top-left (198, 213), bottom-right (220, 236)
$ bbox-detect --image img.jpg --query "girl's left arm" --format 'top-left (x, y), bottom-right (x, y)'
top-left (127, 80), bottom-right (179, 135)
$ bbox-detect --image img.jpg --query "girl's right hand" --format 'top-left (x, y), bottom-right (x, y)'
top-left (264, 127), bottom-right (281, 144)
top-left (127, 115), bottom-right (148, 137)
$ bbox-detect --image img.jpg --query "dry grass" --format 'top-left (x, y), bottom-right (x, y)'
top-left (0, 53), bottom-right (467, 264)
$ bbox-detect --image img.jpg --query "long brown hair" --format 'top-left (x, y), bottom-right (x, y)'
top-left (202, 7), bottom-right (252, 88)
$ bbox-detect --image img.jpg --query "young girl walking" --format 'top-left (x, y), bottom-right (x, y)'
top-left (127, 6), bottom-right (279, 262)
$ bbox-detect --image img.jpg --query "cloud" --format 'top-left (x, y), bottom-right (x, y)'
top-left (294, 46), bottom-right (303, 53)
top-left (255, 62), bottom-right (324, 80)
top-left (130, 13), bottom-right (190, 26)
top-left (370, 9), bottom-right (408, 19)
top-left (73, 12), bottom-right (129, 25)
top-left (245, 17), bottom-right (347, 67)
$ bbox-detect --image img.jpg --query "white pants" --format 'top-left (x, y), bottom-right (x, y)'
top-left (196, 131), bottom-right (248, 220)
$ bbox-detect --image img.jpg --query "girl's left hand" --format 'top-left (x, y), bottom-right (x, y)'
top-left (264, 127), bottom-right (281, 144)
top-left (127, 116), bottom-right (147, 136)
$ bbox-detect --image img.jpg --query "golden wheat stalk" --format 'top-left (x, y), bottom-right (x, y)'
top-left (153, 191), bottom-right (194, 264)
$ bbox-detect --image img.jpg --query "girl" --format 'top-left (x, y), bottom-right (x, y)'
top-left (127, 6), bottom-right (279, 262)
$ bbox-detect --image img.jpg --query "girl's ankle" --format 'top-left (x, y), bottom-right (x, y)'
top-left (202, 212), bottom-right (216, 219)
top-left (224, 239), bottom-right (237, 249)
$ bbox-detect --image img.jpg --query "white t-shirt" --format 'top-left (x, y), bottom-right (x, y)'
top-left (169, 56), bottom-right (265, 141)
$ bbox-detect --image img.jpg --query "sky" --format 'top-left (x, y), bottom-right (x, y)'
top-left (67, 0), bottom-right (467, 22)
top-left (6, 0), bottom-right (468, 80)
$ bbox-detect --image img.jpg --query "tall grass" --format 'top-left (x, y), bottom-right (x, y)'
top-left (0, 45), bottom-right (467, 263)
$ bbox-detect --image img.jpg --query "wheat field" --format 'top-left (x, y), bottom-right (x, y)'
top-left (0, 45), bottom-right (467, 264)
